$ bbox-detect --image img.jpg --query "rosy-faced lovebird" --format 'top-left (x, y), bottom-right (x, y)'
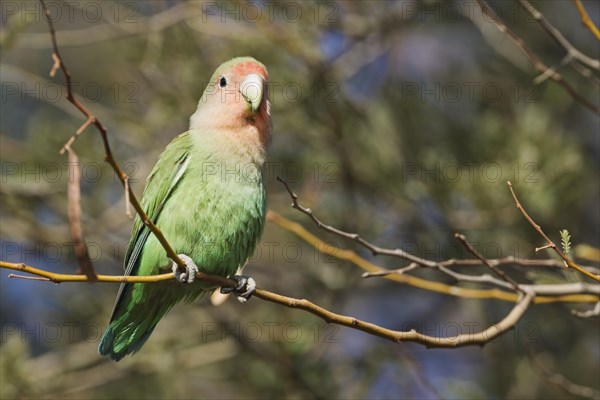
top-left (99, 57), bottom-right (271, 361)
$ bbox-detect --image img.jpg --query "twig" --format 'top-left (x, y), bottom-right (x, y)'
top-left (508, 181), bottom-right (600, 283)
top-left (7, 274), bottom-right (51, 281)
top-left (455, 233), bottom-right (523, 293)
top-left (362, 262), bottom-right (419, 277)
top-left (124, 176), bottom-right (133, 219)
top-left (60, 117), bottom-right (94, 155)
top-left (39, 0), bottom-right (187, 272)
top-left (49, 53), bottom-right (60, 77)
top-left (573, 0), bottom-right (600, 40)
top-left (276, 177), bottom-right (438, 268)
top-left (439, 257), bottom-right (569, 270)
top-left (0, 260), bottom-right (535, 348)
top-left (571, 302), bottom-right (600, 319)
top-left (532, 53), bottom-right (572, 85)
top-left (528, 349), bottom-right (600, 399)
top-left (535, 244), bottom-right (554, 252)
top-left (268, 211), bottom-right (600, 304)
top-left (255, 279), bottom-right (535, 349)
top-left (276, 178), bottom-right (600, 290)
top-left (518, 0), bottom-right (599, 71)
top-left (1, 260), bottom-right (233, 286)
top-left (65, 145), bottom-right (97, 281)
top-left (474, 0), bottom-right (599, 114)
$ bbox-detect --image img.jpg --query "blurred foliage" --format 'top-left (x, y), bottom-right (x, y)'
top-left (1, 0), bottom-right (599, 398)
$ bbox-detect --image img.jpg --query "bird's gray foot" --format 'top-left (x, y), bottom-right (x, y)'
top-left (172, 254), bottom-right (198, 283)
top-left (221, 275), bottom-right (256, 303)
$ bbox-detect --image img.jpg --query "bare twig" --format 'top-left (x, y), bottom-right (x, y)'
top-left (65, 145), bottom-right (97, 281)
top-left (518, 0), bottom-right (599, 71)
top-left (573, 0), bottom-right (600, 40)
top-left (7, 274), bottom-right (51, 281)
top-left (571, 302), bottom-right (600, 319)
top-left (60, 117), bottom-right (94, 155)
top-left (455, 233), bottom-right (523, 293)
top-left (438, 257), bottom-right (569, 270)
top-left (277, 177), bottom-right (600, 289)
top-left (528, 350), bottom-right (600, 399)
top-left (268, 212), bottom-right (599, 304)
top-left (1, 260), bottom-right (233, 286)
top-left (124, 176), bottom-right (133, 219)
top-left (508, 181), bottom-right (600, 283)
top-left (362, 262), bottom-right (420, 277)
top-left (535, 244), bottom-right (554, 252)
top-left (474, 0), bottom-right (599, 114)
top-left (39, 0), bottom-right (187, 273)
top-left (255, 278), bottom-right (536, 349)
top-left (49, 53), bottom-right (60, 77)
top-left (276, 176), bottom-right (438, 268)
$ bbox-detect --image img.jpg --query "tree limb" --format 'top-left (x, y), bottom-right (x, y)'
top-left (0, 260), bottom-right (535, 348)
top-left (508, 181), bottom-right (600, 283)
top-left (474, 0), bottom-right (599, 114)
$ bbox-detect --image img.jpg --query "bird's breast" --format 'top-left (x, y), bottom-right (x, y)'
top-left (160, 155), bottom-right (267, 278)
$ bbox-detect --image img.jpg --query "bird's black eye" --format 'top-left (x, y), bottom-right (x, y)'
top-left (219, 76), bottom-right (227, 88)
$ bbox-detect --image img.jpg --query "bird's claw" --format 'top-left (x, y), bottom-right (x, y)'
top-left (221, 275), bottom-right (256, 303)
top-left (172, 254), bottom-right (198, 283)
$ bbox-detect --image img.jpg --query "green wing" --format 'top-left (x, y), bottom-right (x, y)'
top-left (109, 132), bottom-right (192, 322)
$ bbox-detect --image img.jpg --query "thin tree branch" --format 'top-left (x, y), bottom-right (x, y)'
top-left (455, 233), bottom-right (523, 293)
top-left (7, 274), bottom-right (51, 281)
top-left (508, 181), bottom-right (600, 283)
top-left (474, 0), bottom-right (599, 114)
top-left (65, 145), bottom-right (96, 281)
top-left (573, 0), bottom-right (600, 40)
top-left (267, 211), bottom-right (600, 304)
top-left (517, 0), bottom-right (599, 71)
top-left (528, 349), bottom-right (600, 399)
top-left (277, 177), bottom-right (599, 284)
top-left (276, 176), bottom-right (438, 268)
top-left (571, 302), bottom-right (600, 318)
top-left (255, 279), bottom-right (536, 349)
top-left (1, 260), bottom-right (232, 286)
top-left (39, 0), bottom-right (187, 273)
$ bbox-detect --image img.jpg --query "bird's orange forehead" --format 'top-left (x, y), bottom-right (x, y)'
top-left (231, 62), bottom-right (268, 80)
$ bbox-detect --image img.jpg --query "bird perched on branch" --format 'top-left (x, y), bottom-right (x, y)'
top-left (99, 57), bottom-right (271, 361)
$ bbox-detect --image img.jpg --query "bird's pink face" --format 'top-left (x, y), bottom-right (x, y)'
top-left (218, 61), bottom-right (269, 127)
top-left (192, 60), bottom-right (271, 148)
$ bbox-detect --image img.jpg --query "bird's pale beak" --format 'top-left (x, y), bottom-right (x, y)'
top-left (240, 74), bottom-right (264, 114)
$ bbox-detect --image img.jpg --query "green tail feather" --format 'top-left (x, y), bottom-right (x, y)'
top-left (99, 281), bottom-right (205, 361)
top-left (98, 306), bottom-right (168, 362)
top-left (98, 323), bottom-right (156, 362)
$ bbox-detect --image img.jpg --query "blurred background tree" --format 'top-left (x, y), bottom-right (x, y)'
top-left (1, 0), bottom-right (598, 398)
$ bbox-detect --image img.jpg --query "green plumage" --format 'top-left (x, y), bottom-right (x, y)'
top-left (99, 130), bottom-right (267, 361)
